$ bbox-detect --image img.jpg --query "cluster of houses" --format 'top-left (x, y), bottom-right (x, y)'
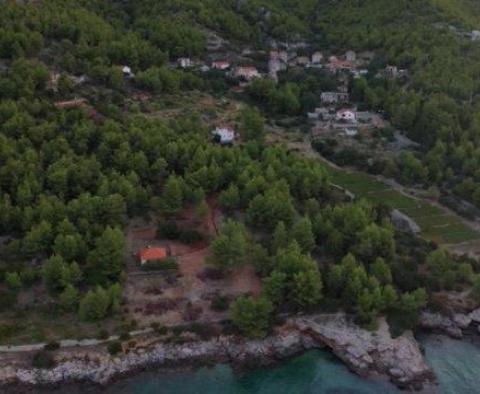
top-left (175, 57), bottom-right (262, 82)
top-left (268, 48), bottom-right (372, 81)
top-left (309, 103), bottom-right (386, 138)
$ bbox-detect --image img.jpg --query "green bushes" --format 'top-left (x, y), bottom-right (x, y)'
top-left (44, 341), bottom-right (60, 351)
top-left (107, 341), bottom-right (122, 356)
top-left (157, 221), bottom-right (204, 244)
top-left (140, 257), bottom-right (178, 272)
top-left (32, 351), bottom-right (55, 369)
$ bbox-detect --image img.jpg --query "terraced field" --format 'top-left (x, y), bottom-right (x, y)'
top-left (326, 167), bottom-right (480, 245)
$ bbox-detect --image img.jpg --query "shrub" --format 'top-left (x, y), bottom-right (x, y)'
top-left (107, 341), bottom-right (123, 356)
top-left (32, 351), bottom-right (55, 369)
top-left (141, 257), bottom-right (178, 272)
top-left (44, 341), bottom-right (60, 351)
top-left (119, 332), bottom-right (131, 341)
top-left (183, 302), bottom-right (203, 321)
top-left (179, 229), bottom-right (204, 244)
top-left (211, 293), bottom-right (229, 312)
top-left (157, 221), bottom-right (180, 240)
top-left (97, 329), bottom-right (110, 340)
top-left (150, 322), bottom-right (168, 335)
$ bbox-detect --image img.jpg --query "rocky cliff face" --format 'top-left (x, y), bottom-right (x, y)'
top-left (294, 314), bottom-right (433, 389)
top-left (419, 307), bottom-right (480, 338)
top-left (0, 313), bottom-right (434, 391)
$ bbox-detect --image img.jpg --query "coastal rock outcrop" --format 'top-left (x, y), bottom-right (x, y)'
top-left (0, 313), bottom-right (434, 391)
top-left (294, 313), bottom-right (433, 388)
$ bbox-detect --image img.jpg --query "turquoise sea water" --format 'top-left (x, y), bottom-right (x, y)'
top-left (104, 350), bottom-right (402, 394)
top-left (421, 335), bottom-right (480, 394)
top-left (44, 335), bottom-right (480, 394)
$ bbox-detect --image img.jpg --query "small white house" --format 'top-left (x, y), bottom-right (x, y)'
top-left (296, 56), bottom-right (310, 66)
top-left (385, 65), bottom-right (398, 78)
top-left (336, 109), bottom-right (356, 122)
top-left (345, 50), bottom-right (356, 62)
top-left (311, 51), bottom-right (323, 64)
top-left (234, 66), bottom-right (261, 81)
top-left (321, 92), bottom-right (350, 104)
top-left (177, 58), bottom-right (192, 68)
top-left (122, 66), bottom-right (134, 77)
top-left (212, 127), bottom-right (235, 145)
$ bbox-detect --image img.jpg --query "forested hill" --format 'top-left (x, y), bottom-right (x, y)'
top-left (2, 0), bottom-right (480, 344)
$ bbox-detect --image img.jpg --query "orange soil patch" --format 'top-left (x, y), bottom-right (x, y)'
top-left (130, 227), bottom-right (156, 241)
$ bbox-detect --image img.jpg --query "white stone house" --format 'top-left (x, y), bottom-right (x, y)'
top-left (321, 92), bottom-right (350, 104)
top-left (296, 56), bottom-right (310, 66)
top-left (122, 66), bottom-right (134, 77)
top-left (234, 66), bottom-right (261, 81)
top-left (345, 50), bottom-right (356, 62)
top-left (212, 127), bottom-right (235, 145)
top-left (336, 109), bottom-right (356, 122)
top-left (311, 52), bottom-right (323, 64)
top-left (177, 58), bottom-right (192, 68)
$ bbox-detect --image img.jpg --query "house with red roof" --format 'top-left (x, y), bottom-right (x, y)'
top-left (138, 247), bottom-right (168, 265)
top-left (212, 61), bottom-right (230, 70)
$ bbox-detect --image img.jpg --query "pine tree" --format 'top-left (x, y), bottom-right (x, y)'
top-left (230, 296), bottom-right (272, 339)
top-left (59, 284), bottom-right (79, 313)
top-left (162, 175), bottom-right (184, 215)
top-left (292, 217), bottom-right (315, 253)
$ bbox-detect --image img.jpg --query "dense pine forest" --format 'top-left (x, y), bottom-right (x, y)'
top-left (1, 0), bottom-right (480, 346)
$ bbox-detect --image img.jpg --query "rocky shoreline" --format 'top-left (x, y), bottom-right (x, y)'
top-left (0, 313), bottom-right (435, 392)
top-left (419, 307), bottom-right (480, 339)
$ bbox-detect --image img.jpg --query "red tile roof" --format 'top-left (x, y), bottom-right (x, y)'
top-left (138, 247), bottom-right (167, 262)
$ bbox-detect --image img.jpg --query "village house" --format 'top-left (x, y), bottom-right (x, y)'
top-left (316, 107), bottom-right (334, 121)
top-left (212, 126), bottom-right (235, 145)
top-left (278, 50), bottom-right (289, 63)
top-left (345, 50), bottom-right (356, 62)
top-left (472, 30), bottom-right (480, 41)
top-left (47, 72), bottom-right (60, 92)
top-left (121, 66), bottom-right (134, 77)
top-left (296, 56), bottom-right (310, 66)
top-left (352, 69), bottom-right (369, 78)
top-left (327, 58), bottom-right (355, 73)
top-left (311, 51), bottom-right (323, 64)
top-left (321, 92), bottom-right (350, 104)
top-left (269, 58), bottom-right (286, 73)
top-left (211, 61), bottom-right (230, 70)
top-left (138, 247), bottom-right (168, 265)
top-left (270, 50), bottom-right (288, 63)
top-left (234, 66), bottom-right (261, 81)
top-left (336, 108), bottom-right (356, 122)
top-left (177, 58), bottom-right (192, 68)
top-left (385, 65), bottom-right (398, 78)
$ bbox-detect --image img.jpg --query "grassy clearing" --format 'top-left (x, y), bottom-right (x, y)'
top-left (323, 165), bottom-right (480, 245)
